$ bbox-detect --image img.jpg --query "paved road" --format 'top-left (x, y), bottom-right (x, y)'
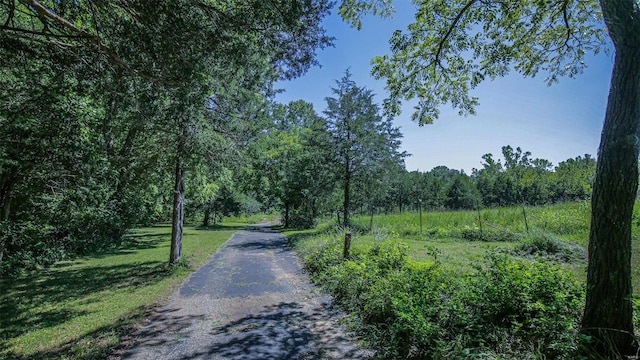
top-left (119, 225), bottom-right (372, 360)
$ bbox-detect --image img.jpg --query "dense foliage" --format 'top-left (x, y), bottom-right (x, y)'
top-left (0, 1), bottom-right (600, 275)
top-left (0, 0), bottom-right (333, 273)
top-left (298, 233), bottom-right (584, 359)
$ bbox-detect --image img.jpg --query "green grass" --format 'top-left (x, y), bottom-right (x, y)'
top-left (291, 201), bottom-right (640, 358)
top-left (308, 201), bottom-right (640, 293)
top-left (0, 224), bottom-right (238, 359)
top-left (351, 201), bottom-right (592, 244)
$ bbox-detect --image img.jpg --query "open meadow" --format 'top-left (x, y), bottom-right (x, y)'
top-left (287, 201), bottom-right (640, 359)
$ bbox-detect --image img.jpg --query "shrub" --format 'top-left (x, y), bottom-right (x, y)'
top-left (0, 221), bottom-right (66, 274)
top-left (463, 253), bottom-right (584, 358)
top-left (358, 261), bottom-right (461, 359)
top-left (457, 226), bottom-right (519, 242)
top-left (515, 231), bottom-right (587, 263)
top-left (315, 240), bottom-right (408, 311)
top-left (298, 231), bottom-right (585, 359)
top-left (302, 235), bottom-right (343, 277)
top-left (288, 210), bottom-right (317, 229)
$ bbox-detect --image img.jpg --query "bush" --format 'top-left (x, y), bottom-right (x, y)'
top-left (287, 209), bottom-right (317, 229)
top-left (0, 221), bottom-right (66, 274)
top-left (313, 240), bottom-right (408, 311)
top-left (298, 232), bottom-right (585, 359)
top-left (358, 261), bottom-right (460, 359)
top-left (302, 235), bottom-right (343, 277)
top-left (515, 232), bottom-right (587, 263)
top-left (458, 226), bottom-right (519, 242)
top-left (463, 253), bottom-right (584, 358)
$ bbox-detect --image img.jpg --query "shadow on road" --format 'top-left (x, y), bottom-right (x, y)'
top-left (226, 237), bottom-right (289, 252)
top-left (183, 302), bottom-right (369, 360)
top-left (118, 308), bottom-right (207, 358)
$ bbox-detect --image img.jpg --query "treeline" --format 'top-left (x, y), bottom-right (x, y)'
top-left (392, 147), bottom-right (596, 212)
top-left (250, 95), bottom-right (596, 227)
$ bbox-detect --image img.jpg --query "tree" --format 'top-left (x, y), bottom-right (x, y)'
top-left (552, 155), bottom-right (596, 201)
top-left (341, 0), bottom-right (639, 355)
top-left (444, 172), bottom-right (478, 210)
top-left (0, 54), bottom-right (177, 270)
top-left (252, 101), bottom-right (332, 228)
top-left (324, 70), bottom-right (405, 227)
top-left (1, 0), bottom-right (334, 268)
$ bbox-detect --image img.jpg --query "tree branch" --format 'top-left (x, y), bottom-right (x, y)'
top-left (3, 0), bottom-right (15, 28)
top-left (16, 0), bottom-right (156, 81)
top-left (434, 0), bottom-right (478, 68)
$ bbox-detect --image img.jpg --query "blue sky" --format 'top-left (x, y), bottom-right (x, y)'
top-left (275, 2), bottom-right (613, 174)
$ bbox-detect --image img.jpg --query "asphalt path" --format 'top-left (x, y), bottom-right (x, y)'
top-left (118, 225), bottom-right (372, 360)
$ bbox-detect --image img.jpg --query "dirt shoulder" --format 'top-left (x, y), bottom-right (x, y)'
top-left (116, 225), bottom-right (372, 360)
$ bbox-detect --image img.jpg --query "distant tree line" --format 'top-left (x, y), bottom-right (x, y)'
top-left (392, 146), bottom-right (596, 212)
top-left (251, 93), bottom-right (597, 227)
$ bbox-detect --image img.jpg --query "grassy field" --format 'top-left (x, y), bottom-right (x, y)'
top-left (0, 222), bottom-right (250, 360)
top-left (310, 201), bottom-right (640, 290)
top-left (286, 201), bottom-right (640, 358)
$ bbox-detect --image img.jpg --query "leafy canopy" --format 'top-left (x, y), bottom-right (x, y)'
top-left (341, 0), bottom-right (607, 124)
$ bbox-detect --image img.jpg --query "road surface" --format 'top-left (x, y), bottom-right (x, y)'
top-left (118, 225), bottom-right (372, 360)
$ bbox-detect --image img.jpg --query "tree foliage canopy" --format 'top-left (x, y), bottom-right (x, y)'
top-left (325, 70), bottom-right (406, 226)
top-left (0, 0), bottom-right (333, 82)
top-left (342, 0), bottom-right (607, 123)
top-left (0, 0), bottom-right (334, 271)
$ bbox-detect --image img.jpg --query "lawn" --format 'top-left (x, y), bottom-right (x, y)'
top-left (0, 223), bottom-right (243, 359)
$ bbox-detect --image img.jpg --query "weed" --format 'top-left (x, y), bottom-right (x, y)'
top-left (515, 231), bottom-right (587, 263)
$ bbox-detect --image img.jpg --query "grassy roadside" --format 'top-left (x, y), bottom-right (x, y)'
top-left (0, 223), bottom-right (243, 360)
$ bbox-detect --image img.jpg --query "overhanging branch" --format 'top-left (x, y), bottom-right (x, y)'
top-left (12, 0), bottom-right (157, 81)
top-left (434, 0), bottom-right (478, 68)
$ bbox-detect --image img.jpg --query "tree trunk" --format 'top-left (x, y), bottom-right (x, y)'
top-left (369, 203), bottom-right (374, 232)
top-left (343, 166), bottom-right (350, 227)
top-left (2, 194), bottom-right (10, 221)
top-left (581, 6), bottom-right (640, 353)
top-left (0, 180), bottom-right (13, 265)
top-left (0, 176), bottom-right (15, 222)
top-left (312, 198), bottom-right (317, 219)
top-left (202, 206), bottom-right (210, 227)
top-left (169, 137), bottom-right (186, 265)
top-left (284, 202), bottom-right (290, 228)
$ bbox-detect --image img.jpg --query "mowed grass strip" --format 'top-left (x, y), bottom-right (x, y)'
top-left (0, 224), bottom-right (239, 359)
